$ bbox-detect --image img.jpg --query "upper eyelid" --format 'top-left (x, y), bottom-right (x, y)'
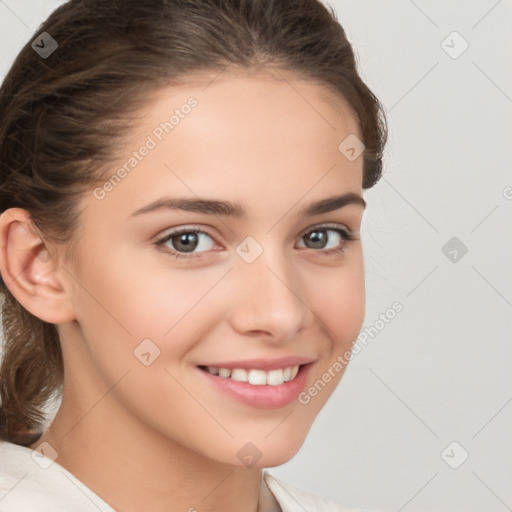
top-left (156, 222), bottom-right (353, 247)
top-left (298, 222), bottom-right (352, 236)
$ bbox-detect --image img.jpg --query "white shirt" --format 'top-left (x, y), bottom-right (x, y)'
top-left (0, 440), bottom-right (373, 511)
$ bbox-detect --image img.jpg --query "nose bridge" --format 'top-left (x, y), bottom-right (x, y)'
top-left (228, 237), bottom-right (310, 337)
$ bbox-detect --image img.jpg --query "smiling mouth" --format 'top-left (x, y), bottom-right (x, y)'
top-left (197, 364), bottom-right (306, 386)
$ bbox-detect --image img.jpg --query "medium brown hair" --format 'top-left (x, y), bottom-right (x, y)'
top-left (0, 0), bottom-right (387, 445)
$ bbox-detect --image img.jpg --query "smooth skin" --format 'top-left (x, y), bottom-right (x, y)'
top-left (0, 68), bottom-right (366, 512)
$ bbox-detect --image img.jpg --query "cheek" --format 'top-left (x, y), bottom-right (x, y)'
top-left (311, 254), bottom-right (365, 352)
top-left (70, 245), bottom-right (227, 366)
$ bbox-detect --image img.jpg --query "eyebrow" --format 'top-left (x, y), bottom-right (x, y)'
top-left (131, 192), bottom-right (366, 219)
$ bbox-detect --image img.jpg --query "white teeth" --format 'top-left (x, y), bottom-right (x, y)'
top-left (218, 367), bottom-right (231, 378)
top-left (248, 369), bottom-right (267, 385)
top-left (231, 369), bottom-right (248, 382)
top-left (266, 369), bottom-right (284, 386)
top-left (203, 365), bottom-right (301, 385)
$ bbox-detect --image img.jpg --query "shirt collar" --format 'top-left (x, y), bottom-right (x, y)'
top-left (258, 470), bottom-right (283, 512)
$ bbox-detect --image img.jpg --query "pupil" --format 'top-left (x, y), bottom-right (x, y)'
top-left (174, 232), bottom-right (198, 253)
top-left (308, 230), bottom-right (327, 249)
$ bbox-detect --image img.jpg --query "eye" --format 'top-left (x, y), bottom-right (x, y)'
top-left (154, 223), bottom-right (358, 261)
top-left (296, 224), bottom-right (357, 256)
top-left (155, 227), bottom-right (217, 259)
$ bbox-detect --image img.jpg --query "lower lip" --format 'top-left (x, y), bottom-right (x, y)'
top-left (195, 363), bottom-right (313, 409)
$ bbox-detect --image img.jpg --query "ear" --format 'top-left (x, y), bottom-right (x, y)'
top-left (0, 208), bottom-right (76, 324)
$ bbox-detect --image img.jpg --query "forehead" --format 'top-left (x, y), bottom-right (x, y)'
top-left (143, 67), bottom-right (361, 142)
top-left (89, 69), bottom-right (364, 220)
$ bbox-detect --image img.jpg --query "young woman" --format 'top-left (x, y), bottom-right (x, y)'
top-left (0, 0), bottom-right (387, 510)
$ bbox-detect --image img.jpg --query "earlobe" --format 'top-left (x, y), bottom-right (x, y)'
top-left (0, 208), bottom-right (76, 324)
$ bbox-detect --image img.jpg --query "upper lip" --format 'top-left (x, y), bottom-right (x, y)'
top-left (197, 356), bottom-right (315, 371)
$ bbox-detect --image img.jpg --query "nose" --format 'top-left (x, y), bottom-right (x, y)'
top-left (226, 242), bottom-right (313, 342)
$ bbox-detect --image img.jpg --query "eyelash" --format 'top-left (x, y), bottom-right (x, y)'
top-left (154, 223), bottom-right (358, 261)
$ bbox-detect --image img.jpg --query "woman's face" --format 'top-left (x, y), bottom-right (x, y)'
top-left (61, 69), bottom-right (366, 468)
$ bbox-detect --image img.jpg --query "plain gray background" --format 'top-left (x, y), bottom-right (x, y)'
top-left (0, 1), bottom-right (511, 511)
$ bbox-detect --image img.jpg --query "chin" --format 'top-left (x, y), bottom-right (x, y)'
top-left (247, 434), bottom-right (308, 469)
top-left (257, 450), bottom-right (300, 468)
